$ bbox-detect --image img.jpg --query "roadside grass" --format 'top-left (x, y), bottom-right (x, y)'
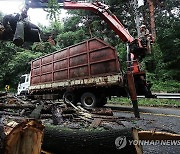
top-left (108, 97), bottom-right (180, 108)
top-left (151, 80), bottom-right (180, 93)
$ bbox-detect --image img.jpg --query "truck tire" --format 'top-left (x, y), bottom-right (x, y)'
top-left (63, 91), bottom-right (77, 105)
top-left (81, 92), bottom-right (98, 108)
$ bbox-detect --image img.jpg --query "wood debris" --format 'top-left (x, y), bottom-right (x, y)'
top-left (0, 94), bottom-right (180, 154)
top-left (0, 119), bottom-right (44, 154)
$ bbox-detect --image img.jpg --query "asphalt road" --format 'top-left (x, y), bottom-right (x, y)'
top-left (106, 104), bottom-right (180, 116)
top-left (106, 104), bottom-right (180, 154)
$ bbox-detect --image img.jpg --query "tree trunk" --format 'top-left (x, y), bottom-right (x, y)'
top-left (42, 125), bottom-right (139, 154)
top-left (147, 0), bottom-right (156, 39)
top-left (4, 120), bottom-right (44, 154)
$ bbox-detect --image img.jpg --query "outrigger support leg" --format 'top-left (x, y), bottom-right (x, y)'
top-left (127, 71), bottom-right (140, 118)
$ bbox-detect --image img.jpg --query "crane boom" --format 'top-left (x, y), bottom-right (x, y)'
top-left (63, 1), bottom-right (134, 43)
top-left (25, 0), bottom-right (134, 43)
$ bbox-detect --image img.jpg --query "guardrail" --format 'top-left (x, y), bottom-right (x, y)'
top-left (138, 93), bottom-right (180, 99)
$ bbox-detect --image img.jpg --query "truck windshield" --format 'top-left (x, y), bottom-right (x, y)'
top-left (19, 76), bottom-right (26, 84)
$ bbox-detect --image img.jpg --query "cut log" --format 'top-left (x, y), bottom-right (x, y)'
top-left (40, 114), bottom-right (52, 119)
top-left (91, 108), bottom-right (113, 116)
top-left (42, 125), bottom-right (139, 154)
top-left (4, 120), bottom-right (44, 154)
top-left (0, 111), bottom-right (20, 116)
top-left (29, 103), bottom-right (44, 119)
top-left (13, 96), bottom-right (30, 105)
top-left (4, 121), bottom-right (19, 135)
top-left (0, 103), bottom-right (35, 109)
top-left (61, 107), bottom-right (76, 114)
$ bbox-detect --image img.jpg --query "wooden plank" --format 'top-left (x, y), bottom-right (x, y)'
top-left (91, 108), bottom-right (113, 116)
top-left (138, 130), bottom-right (180, 141)
top-left (132, 128), bottom-right (143, 154)
top-left (90, 118), bottom-right (102, 128)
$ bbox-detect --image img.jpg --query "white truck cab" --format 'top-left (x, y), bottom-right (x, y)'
top-left (17, 74), bottom-right (30, 95)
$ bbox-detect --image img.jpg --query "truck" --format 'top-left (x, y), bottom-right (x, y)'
top-left (17, 0), bottom-right (155, 117)
top-left (18, 38), bottom-right (152, 107)
top-left (29, 38), bottom-right (125, 106)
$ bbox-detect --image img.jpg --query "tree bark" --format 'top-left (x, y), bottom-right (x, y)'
top-left (42, 125), bottom-right (139, 154)
top-left (147, 0), bottom-right (156, 39)
top-left (4, 120), bottom-right (44, 154)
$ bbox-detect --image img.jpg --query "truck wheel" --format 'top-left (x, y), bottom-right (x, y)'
top-left (63, 91), bottom-right (77, 105)
top-left (81, 92), bottom-right (98, 108)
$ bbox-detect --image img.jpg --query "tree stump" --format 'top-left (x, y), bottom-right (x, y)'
top-left (4, 120), bottom-right (44, 154)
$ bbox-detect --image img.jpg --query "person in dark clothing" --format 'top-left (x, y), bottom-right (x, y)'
top-left (3, 13), bottom-right (20, 33)
top-left (1, 9), bottom-right (41, 45)
top-left (1, 14), bottom-right (20, 41)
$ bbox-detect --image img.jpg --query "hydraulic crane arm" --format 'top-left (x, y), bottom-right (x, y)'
top-left (25, 0), bottom-right (134, 43)
top-left (63, 1), bottom-right (134, 43)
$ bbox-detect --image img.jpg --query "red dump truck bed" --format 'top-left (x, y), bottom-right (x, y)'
top-left (30, 38), bottom-right (123, 91)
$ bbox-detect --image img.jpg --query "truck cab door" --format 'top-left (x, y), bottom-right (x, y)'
top-left (17, 74), bottom-right (30, 95)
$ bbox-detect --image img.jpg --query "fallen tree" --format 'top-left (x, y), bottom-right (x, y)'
top-left (1, 120), bottom-right (44, 154)
top-left (42, 125), bottom-right (141, 154)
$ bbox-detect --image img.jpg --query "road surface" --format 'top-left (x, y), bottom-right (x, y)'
top-left (106, 104), bottom-right (180, 154)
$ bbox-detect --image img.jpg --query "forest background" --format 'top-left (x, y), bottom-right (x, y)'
top-left (0, 0), bottom-right (179, 93)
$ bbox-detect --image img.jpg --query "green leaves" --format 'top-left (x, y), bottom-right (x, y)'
top-left (45, 0), bottom-right (61, 22)
top-left (32, 41), bottom-right (57, 53)
top-left (56, 29), bottom-right (87, 48)
top-left (0, 0), bottom-right (179, 90)
top-left (0, 41), bottom-right (43, 88)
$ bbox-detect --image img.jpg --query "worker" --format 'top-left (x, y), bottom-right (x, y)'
top-left (139, 24), bottom-right (153, 54)
top-left (2, 6), bottom-right (28, 33)
top-left (1, 14), bottom-right (19, 41)
top-left (2, 13), bottom-right (20, 34)
top-left (139, 24), bottom-right (149, 46)
top-left (1, 7), bottom-right (41, 46)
